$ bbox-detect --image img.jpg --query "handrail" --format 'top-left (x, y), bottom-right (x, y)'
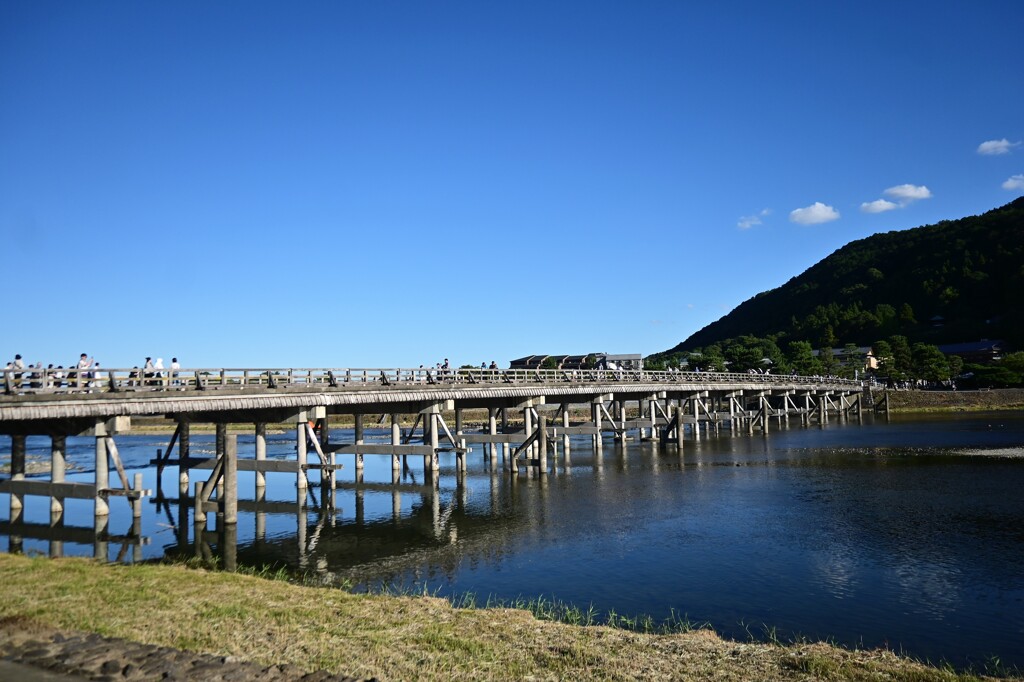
top-left (1, 366), bottom-right (862, 397)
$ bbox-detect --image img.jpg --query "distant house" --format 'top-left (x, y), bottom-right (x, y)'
top-left (937, 340), bottom-right (1005, 364)
top-left (508, 355), bottom-right (548, 370)
top-left (812, 347), bottom-right (878, 372)
top-left (508, 353), bottom-right (644, 370)
top-left (600, 353), bottom-right (644, 370)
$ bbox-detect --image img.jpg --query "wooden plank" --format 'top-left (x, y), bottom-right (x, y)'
top-left (618, 419), bottom-right (655, 429)
top-left (547, 425), bottom-right (601, 435)
top-left (325, 443), bottom-right (434, 456)
top-left (458, 433), bottom-right (529, 443)
top-left (0, 480), bottom-right (96, 499)
top-left (105, 437), bottom-right (131, 496)
top-left (0, 521), bottom-right (149, 545)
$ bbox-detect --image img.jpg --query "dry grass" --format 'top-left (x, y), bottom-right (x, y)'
top-left (1, 554), bottom-right (1013, 681)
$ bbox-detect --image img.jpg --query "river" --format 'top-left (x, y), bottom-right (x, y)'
top-left (3, 411), bottom-right (1023, 670)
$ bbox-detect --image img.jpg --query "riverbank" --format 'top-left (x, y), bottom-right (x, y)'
top-left (0, 554), bottom-right (1013, 681)
top-left (885, 388), bottom-right (1024, 413)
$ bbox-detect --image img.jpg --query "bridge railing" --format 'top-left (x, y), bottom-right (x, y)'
top-left (2, 366), bottom-right (860, 396)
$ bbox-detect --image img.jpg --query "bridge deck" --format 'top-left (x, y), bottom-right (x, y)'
top-left (1, 367), bottom-right (859, 425)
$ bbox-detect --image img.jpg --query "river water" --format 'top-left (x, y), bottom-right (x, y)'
top-left (3, 412), bottom-right (1023, 670)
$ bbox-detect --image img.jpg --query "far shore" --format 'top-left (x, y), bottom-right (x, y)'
top-left (883, 387), bottom-right (1024, 413)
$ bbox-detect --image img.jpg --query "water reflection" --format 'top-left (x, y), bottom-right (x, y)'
top-left (2, 413), bottom-right (1024, 668)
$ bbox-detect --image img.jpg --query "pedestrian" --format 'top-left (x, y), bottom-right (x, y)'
top-left (11, 354), bottom-right (25, 388)
top-left (170, 357), bottom-right (180, 386)
top-left (76, 353), bottom-right (92, 387)
top-left (144, 357), bottom-right (154, 384)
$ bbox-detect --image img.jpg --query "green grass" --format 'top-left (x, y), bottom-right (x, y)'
top-left (2, 554), bottom-right (1019, 682)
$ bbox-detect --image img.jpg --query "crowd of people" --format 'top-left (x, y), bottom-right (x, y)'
top-left (3, 353), bottom-right (181, 391)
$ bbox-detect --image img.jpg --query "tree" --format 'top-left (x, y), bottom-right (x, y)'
top-left (899, 303), bottom-right (917, 327)
top-left (819, 324), bottom-right (837, 350)
top-left (1002, 351), bottom-right (1024, 376)
top-left (911, 343), bottom-right (949, 382)
top-left (948, 355), bottom-right (964, 379)
top-left (787, 340), bottom-right (821, 375)
top-left (839, 343), bottom-right (861, 379)
top-left (872, 340), bottom-right (893, 377)
top-left (888, 335), bottom-right (913, 380)
top-left (819, 347), bottom-right (839, 376)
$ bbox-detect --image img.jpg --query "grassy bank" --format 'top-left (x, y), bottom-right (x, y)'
top-left (885, 388), bottom-right (1024, 413)
top-left (0, 554), bottom-right (1015, 681)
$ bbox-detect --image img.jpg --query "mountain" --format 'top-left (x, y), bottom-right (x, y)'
top-left (662, 197), bottom-right (1024, 355)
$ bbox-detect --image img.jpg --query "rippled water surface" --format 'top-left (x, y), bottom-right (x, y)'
top-left (3, 411), bottom-right (1024, 669)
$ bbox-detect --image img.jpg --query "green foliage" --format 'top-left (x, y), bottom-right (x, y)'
top-left (787, 341), bottom-right (821, 375)
top-left (889, 335), bottom-right (913, 380)
top-left (960, 352), bottom-right (1024, 387)
top-left (540, 357), bottom-right (558, 369)
top-left (662, 198), bottom-right (1024, 353)
top-left (911, 343), bottom-right (950, 382)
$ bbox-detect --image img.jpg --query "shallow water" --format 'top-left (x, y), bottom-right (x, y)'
top-left (3, 411), bottom-right (1024, 669)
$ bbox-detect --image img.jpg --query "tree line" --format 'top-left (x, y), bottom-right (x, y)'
top-left (647, 334), bottom-right (1024, 388)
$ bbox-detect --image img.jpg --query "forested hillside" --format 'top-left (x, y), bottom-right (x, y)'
top-left (664, 197), bottom-right (1024, 354)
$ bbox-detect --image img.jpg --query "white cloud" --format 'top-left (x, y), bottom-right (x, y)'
top-left (860, 199), bottom-right (899, 213)
top-left (737, 208), bottom-right (771, 230)
top-left (789, 202), bottom-right (840, 225)
top-left (978, 138), bottom-right (1021, 155)
top-left (883, 184), bottom-right (932, 202)
top-left (1003, 174), bottom-right (1024, 192)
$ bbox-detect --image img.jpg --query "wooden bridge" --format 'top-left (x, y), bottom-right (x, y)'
top-left (1, 366), bottom-right (866, 552)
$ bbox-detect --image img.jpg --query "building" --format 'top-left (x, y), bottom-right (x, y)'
top-left (508, 353), bottom-right (644, 370)
top-left (937, 340), bottom-right (1005, 364)
top-left (812, 346), bottom-right (879, 372)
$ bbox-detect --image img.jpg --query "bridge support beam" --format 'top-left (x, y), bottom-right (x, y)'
top-left (50, 435), bottom-right (66, 515)
top-left (9, 435), bottom-right (25, 524)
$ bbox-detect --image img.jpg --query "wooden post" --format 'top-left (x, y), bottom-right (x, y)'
top-left (255, 422), bottom-right (266, 489)
top-left (501, 407), bottom-right (509, 460)
top-left (429, 410), bottom-right (439, 472)
top-left (562, 404), bottom-right (571, 455)
top-left (355, 413), bottom-right (364, 473)
top-left (676, 399), bottom-right (685, 446)
top-left (296, 410), bottom-right (308, 489)
top-left (94, 515), bottom-right (108, 562)
top-left (223, 435), bottom-right (237, 524)
top-left (132, 473), bottom-right (143, 518)
top-left (692, 396), bottom-right (702, 441)
top-left (95, 429), bottom-right (109, 517)
top-left (9, 435), bottom-right (26, 523)
top-left (50, 434), bottom-right (66, 515)
top-left (617, 400), bottom-right (627, 444)
top-left (193, 480), bottom-right (206, 525)
top-left (49, 509), bottom-right (63, 559)
top-left (391, 414), bottom-right (401, 472)
top-left (538, 415), bottom-right (548, 473)
top-left (179, 420), bottom-right (190, 492)
top-left (487, 407), bottom-right (498, 462)
top-left (211, 423), bottom-right (224, 498)
top-left (523, 406), bottom-right (533, 461)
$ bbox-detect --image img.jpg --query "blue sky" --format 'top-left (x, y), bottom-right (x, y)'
top-left (2, 1), bottom-right (1022, 370)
